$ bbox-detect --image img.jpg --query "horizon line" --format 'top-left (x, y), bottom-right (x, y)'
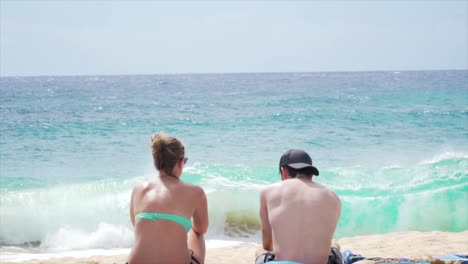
top-left (1, 68), bottom-right (467, 78)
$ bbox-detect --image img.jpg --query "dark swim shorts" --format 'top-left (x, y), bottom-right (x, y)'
top-left (190, 250), bottom-right (201, 264)
top-left (255, 247), bottom-right (343, 264)
top-left (329, 247), bottom-right (343, 264)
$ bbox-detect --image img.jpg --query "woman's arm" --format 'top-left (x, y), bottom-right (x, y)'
top-left (191, 186), bottom-right (209, 234)
top-left (129, 186), bottom-right (136, 226)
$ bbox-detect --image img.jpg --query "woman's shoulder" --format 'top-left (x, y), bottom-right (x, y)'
top-left (132, 181), bottom-right (155, 194)
top-left (182, 181), bottom-right (204, 191)
top-left (180, 181), bottom-right (206, 197)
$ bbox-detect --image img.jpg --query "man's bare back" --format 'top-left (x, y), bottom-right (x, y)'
top-left (258, 149), bottom-right (341, 264)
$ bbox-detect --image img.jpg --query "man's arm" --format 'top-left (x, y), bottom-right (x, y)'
top-left (259, 189), bottom-right (272, 251)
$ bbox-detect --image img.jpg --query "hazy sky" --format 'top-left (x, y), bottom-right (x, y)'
top-left (1, 1), bottom-right (467, 76)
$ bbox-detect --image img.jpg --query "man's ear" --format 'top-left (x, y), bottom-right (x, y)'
top-left (281, 167), bottom-right (288, 180)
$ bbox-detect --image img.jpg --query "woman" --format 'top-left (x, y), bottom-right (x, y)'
top-left (128, 132), bottom-right (209, 264)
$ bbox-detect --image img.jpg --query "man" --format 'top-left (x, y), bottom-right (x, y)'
top-left (256, 149), bottom-right (342, 264)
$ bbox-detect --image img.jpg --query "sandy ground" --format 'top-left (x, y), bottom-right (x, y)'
top-left (2, 231), bottom-right (467, 264)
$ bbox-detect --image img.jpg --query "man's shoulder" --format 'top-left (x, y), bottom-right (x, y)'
top-left (260, 181), bottom-right (283, 197)
top-left (261, 181), bottom-right (283, 191)
top-left (317, 184), bottom-right (341, 205)
top-left (314, 182), bottom-right (337, 193)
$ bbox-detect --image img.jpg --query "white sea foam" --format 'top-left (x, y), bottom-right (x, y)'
top-left (41, 223), bottom-right (133, 250)
top-left (418, 151), bottom-right (468, 165)
top-left (1, 152), bottom-right (466, 247)
top-left (0, 240), bottom-right (250, 262)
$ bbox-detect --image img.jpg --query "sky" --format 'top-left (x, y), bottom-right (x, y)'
top-left (0, 1), bottom-right (467, 77)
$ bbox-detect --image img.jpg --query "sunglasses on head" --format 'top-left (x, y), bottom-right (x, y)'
top-left (183, 157), bottom-right (188, 164)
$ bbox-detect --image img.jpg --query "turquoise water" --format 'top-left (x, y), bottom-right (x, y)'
top-left (0, 71), bottom-right (467, 250)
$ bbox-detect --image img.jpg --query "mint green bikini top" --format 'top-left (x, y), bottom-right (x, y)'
top-left (135, 212), bottom-right (192, 232)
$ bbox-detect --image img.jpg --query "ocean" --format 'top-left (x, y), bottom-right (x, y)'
top-left (0, 71), bottom-right (467, 256)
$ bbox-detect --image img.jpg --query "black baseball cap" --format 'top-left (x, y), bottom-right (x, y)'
top-left (279, 149), bottom-right (319, 176)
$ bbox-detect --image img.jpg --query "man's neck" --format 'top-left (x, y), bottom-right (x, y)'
top-left (294, 174), bottom-right (313, 181)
